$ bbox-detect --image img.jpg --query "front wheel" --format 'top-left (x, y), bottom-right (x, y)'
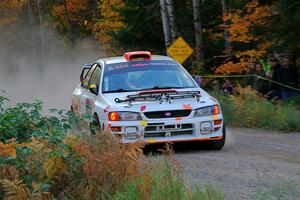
top-left (206, 124), bottom-right (226, 150)
top-left (90, 114), bottom-right (101, 135)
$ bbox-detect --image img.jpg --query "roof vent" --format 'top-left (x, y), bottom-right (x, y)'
top-left (124, 51), bottom-right (152, 61)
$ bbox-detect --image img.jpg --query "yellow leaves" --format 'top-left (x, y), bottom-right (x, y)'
top-left (63, 134), bottom-right (79, 149)
top-left (91, 0), bottom-right (125, 46)
top-left (43, 157), bottom-right (67, 179)
top-left (0, 142), bottom-right (16, 159)
top-left (0, 0), bottom-right (26, 25)
top-left (216, 0), bottom-right (272, 75)
top-left (227, 0), bottom-right (271, 43)
top-left (52, 0), bottom-right (90, 28)
top-left (0, 179), bottom-right (30, 200)
top-left (216, 61), bottom-right (250, 74)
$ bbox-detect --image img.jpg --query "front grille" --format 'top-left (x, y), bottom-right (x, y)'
top-left (144, 110), bottom-right (191, 119)
top-left (144, 123), bottom-right (193, 138)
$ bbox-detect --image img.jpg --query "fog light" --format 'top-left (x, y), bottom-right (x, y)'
top-left (111, 126), bottom-right (122, 132)
top-left (125, 127), bottom-right (138, 139)
top-left (200, 121), bottom-right (213, 135)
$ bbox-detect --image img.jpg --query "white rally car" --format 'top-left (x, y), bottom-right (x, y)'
top-left (71, 51), bottom-right (226, 150)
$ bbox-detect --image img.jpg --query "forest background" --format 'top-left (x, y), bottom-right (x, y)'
top-left (1, 0), bottom-right (300, 110)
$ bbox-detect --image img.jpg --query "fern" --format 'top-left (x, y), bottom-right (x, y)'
top-left (0, 179), bottom-right (29, 200)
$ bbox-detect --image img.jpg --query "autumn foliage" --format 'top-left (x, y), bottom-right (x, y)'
top-left (91, 0), bottom-right (125, 47)
top-left (216, 0), bottom-right (272, 74)
top-left (0, 0), bottom-right (26, 25)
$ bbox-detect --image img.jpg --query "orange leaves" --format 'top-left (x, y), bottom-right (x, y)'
top-left (0, 0), bottom-right (26, 25)
top-left (91, 0), bottom-right (125, 46)
top-left (0, 141), bottom-right (17, 158)
top-left (216, 60), bottom-right (250, 74)
top-left (72, 132), bottom-right (144, 194)
top-left (227, 0), bottom-right (271, 43)
top-left (43, 157), bottom-right (67, 179)
top-left (216, 0), bottom-right (272, 75)
top-left (52, 0), bottom-right (90, 29)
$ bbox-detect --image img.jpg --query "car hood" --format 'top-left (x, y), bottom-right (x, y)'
top-left (102, 88), bottom-right (217, 112)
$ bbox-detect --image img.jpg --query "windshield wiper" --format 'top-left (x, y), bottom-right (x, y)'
top-left (138, 86), bottom-right (186, 91)
top-left (103, 88), bottom-right (133, 93)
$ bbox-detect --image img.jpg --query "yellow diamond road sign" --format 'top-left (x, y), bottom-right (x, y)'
top-left (167, 36), bottom-right (194, 64)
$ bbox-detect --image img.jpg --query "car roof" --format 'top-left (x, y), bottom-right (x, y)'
top-left (96, 55), bottom-right (175, 65)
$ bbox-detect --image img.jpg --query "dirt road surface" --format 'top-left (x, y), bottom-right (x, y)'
top-left (174, 127), bottom-right (300, 200)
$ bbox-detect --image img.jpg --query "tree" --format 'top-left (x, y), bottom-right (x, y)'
top-left (160, 0), bottom-right (172, 51)
top-left (165, 0), bottom-right (178, 42)
top-left (268, 0), bottom-right (300, 63)
top-left (192, 0), bottom-right (204, 64)
top-left (91, 0), bottom-right (125, 50)
top-left (216, 0), bottom-right (271, 74)
top-left (220, 0), bottom-right (231, 55)
top-left (51, 0), bottom-right (91, 46)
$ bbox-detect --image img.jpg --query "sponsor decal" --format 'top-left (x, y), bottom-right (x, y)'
top-left (165, 112), bottom-right (172, 117)
top-left (183, 104), bottom-right (192, 110)
top-left (104, 105), bottom-right (110, 113)
top-left (140, 105), bottom-right (146, 111)
top-left (147, 139), bottom-right (157, 143)
top-left (86, 99), bottom-right (93, 114)
top-left (140, 121), bottom-right (148, 127)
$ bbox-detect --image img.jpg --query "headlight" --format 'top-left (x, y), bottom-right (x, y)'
top-left (108, 111), bottom-right (142, 121)
top-left (194, 105), bottom-right (220, 117)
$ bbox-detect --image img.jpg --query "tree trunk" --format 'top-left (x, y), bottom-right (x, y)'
top-left (63, 0), bottom-right (75, 47)
top-left (27, 0), bottom-right (39, 65)
top-left (192, 0), bottom-right (204, 64)
top-left (165, 0), bottom-right (178, 42)
top-left (37, 0), bottom-right (45, 65)
top-left (221, 0), bottom-right (231, 55)
top-left (92, 0), bottom-right (97, 10)
top-left (159, 0), bottom-right (172, 52)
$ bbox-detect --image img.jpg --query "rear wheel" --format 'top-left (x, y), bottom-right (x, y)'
top-left (90, 114), bottom-right (101, 135)
top-left (206, 124), bottom-right (226, 150)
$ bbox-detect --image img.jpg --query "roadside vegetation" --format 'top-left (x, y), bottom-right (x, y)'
top-left (0, 95), bottom-right (222, 200)
top-left (1, 92), bottom-right (299, 199)
top-left (211, 87), bottom-right (300, 132)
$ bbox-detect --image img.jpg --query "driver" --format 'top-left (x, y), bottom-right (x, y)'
top-left (108, 74), bottom-right (136, 91)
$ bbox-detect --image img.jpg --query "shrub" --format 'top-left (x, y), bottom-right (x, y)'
top-left (0, 95), bottom-right (222, 200)
top-left (211, 87), bottom-right (300, 132)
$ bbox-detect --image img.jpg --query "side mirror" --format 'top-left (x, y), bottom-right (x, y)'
top-left (89, 83), bottom-right (99, 95)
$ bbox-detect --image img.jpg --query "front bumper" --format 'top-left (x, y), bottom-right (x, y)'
top-left (104, 114), bottom-right (224, 144)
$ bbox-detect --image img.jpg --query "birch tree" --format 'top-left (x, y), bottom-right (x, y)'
top-left (192, 0), bottom-right (204, 63)
top-left (37, 0), bottom-right (45, 65)
top-left (221, 0), bottom-right (231, 55)
top-left (159, 0), bottom-right (172, 51)
top-left (165, 0), bottom-right (178, 42)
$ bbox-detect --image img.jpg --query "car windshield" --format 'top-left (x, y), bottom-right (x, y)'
top-left (102, 60), bottom-right (197, 93)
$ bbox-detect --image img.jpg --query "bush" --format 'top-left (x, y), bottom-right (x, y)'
top-left (211, 87), bottom-right (300, 132)
top-left (0, 95), bottom-right (222, 200)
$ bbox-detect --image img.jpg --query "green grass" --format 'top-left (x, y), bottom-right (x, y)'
top-left (113, 158), bottom-right (223, 200)
top-left (210, 89), bottom-right (300, 132)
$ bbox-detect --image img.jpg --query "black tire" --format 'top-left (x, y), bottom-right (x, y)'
top-left (90, 114), bottom-right (101, 135)
top-left (206, 124), bottom-right (226, 150)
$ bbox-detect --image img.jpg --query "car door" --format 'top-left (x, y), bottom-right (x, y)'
top-left (81, 64), bottom-right (102, 118)
top-left (79, 64), bottom-right (96, 115)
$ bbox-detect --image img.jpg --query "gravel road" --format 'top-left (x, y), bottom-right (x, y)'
top-left (173, 127), bottom-right (300, 200)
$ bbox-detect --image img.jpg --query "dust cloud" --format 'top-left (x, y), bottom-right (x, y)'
top-left (0, 26), bottom-right (105, 112)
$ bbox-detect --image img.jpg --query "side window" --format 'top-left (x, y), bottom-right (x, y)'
top-left (82, 65), bottom-right (96, 89)
top-left (89, 66), bottom-right (101, 86)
